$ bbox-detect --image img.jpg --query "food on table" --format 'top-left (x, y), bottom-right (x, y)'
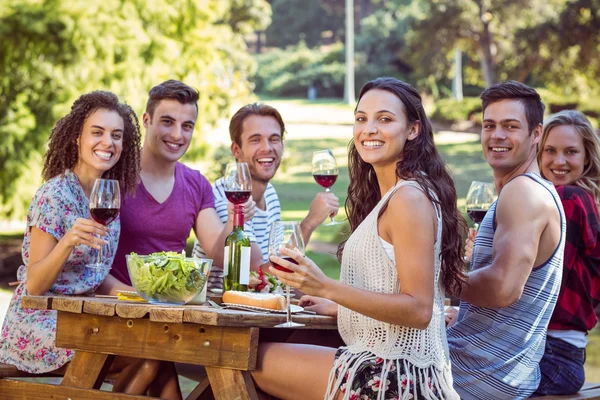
top-left (126, 251), bottom-right (211, 304)
top-left (248, 269), bottom-right (285, 293)
top-left (222, 290), bottom-right (286, 311)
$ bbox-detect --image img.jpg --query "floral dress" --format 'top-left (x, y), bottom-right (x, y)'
top-left (0, 170), bottom-right (120, 373)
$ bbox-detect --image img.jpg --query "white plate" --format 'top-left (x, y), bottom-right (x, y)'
top-left (222, 303), bottom-right (303, 314)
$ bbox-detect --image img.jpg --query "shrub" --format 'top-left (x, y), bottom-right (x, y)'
top-left (253, 42), bottom-right (345, 98)
top-left (430, 97), bottom-right (483, 124)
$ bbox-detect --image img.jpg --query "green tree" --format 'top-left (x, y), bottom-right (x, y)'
top-left (265, 0), bottom-right (344, 48)
top-left (0, 0), bottom-right (271, 219)
top-left (405, 0), bottom-right (564, 88)
top-left (513, 0), bottom-right (600, 97)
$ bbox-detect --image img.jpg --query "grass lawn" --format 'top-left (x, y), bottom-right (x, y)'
top-left (256, 96), bottom-right (355, 126)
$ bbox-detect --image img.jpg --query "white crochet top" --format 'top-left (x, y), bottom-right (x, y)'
top-left (326, 180), bottom-right (459, 400)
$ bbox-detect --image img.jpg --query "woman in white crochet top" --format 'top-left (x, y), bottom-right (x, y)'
top-left (251, 77), bottom-right (467, 400)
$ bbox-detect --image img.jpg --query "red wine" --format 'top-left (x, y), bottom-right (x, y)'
top-left (90, 208), bottom-right (119, 225)
top-left (467, 209), bottom-right (487, 224)
top-left (313, 174), bottom-right (337, 189)
top-left (225, 190), bottom-right (251, 205)
top-left (273, 257), bottom-right (299, 273)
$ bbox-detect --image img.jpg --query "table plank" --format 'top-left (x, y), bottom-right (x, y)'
top-left (53, 296), bottom-right (85, 313)
top-left (184, 307), bottom-right (337, 329)
top-left (83, 300), bottom-right (116, 316)
top-left (56, 312), bottom-right (259, 370)
top-left (21, 295), bottom-right (50, 311)
top-left (23, 295), bottom-right (337, 329)
top-left (149, 307), bottom-right (185, 323)
top-left (115, 302), bottom-right (152, 319)
top-left (0, 379), bottom-right (153, 400)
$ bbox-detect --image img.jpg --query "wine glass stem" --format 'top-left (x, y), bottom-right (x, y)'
top-left (325, 188), bottom-right (336, 223)
top-left (285, 285), bottom-right (292, 324)
top-left (474, 223), bottom-right (480, 231)
top-left (97, 242), bottom-right (103, 265)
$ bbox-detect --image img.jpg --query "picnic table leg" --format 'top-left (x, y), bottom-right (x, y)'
top-left (61, 351), bottom-right (115, 389)
top-left (206, 367), bottom-right (258, 400)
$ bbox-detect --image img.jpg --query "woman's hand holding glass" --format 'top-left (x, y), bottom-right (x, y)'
top-left (268, 247), bottom-right (331, 300)
top-left (64, 218), bottom-right (109, 250)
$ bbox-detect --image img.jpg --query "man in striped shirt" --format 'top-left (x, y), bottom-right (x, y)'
top-left (446, 81), bottom-right (566, 399)
top-left (193, 103), bottom-right (339, 290)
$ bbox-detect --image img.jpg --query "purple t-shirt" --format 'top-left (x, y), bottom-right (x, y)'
top-left (111, 162), bottom-right (215, 285)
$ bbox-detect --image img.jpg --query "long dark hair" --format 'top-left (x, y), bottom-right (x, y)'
top-left (339, 77), bottom-right (467, 295)
top-left (43, 91), bottom-right (141, 195)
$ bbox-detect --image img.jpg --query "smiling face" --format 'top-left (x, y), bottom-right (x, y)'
top-left (231, 115), bottom-right (283, 184)
top-left (540, 124), bottom-right (586, 186)
top-left (353, 89), bottom-right (419, 171)
top-left (481, 99), bottom-right (541, 176)
top-left (74, 108), bottom-right (124, 177)
top-left (143, 99), bottom-right (197, 163)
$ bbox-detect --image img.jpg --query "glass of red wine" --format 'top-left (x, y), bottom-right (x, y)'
top-left (312, 149), bottom-right (342, 226)
top-left (465, 181), bottom-right (496, 230)
top-left (268, 221), bottom-right (305, 328)
top-left (223, 162), bottom-right (252, 214)
top-left (89, 179), bottom-right (120, 269)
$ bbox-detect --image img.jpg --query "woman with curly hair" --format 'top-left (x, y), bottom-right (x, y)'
top-left (533, 110), bottom-right (600, 396)
top-left (251, 77), bottom-right (466, 399)
top-left (0, 91), bottom-right (180, 399)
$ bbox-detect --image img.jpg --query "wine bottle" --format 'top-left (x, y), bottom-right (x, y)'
top-left (224, 207), bottom-right (251, 291)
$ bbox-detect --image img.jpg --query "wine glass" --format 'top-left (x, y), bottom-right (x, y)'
top-left (88, 179), bottom-right (120, 268)
top-left (268, 221), bottom-right (305, 328)
top-left (312, 149), bottom-right (342, 226)
top-left (465, 181), bottom-right (496, 230)
top-left (223, 162), bottom-right (252, 214)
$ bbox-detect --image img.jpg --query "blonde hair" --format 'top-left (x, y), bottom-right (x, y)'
top-left (538, 110), bottom-right (600, 208)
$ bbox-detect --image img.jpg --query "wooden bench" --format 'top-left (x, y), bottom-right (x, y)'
top-left (541, 383), bottom-right (600, 399)
top-left (1, 361), bottom-right (214, 399)
top-left (0, 362), bottom-right (65, 379)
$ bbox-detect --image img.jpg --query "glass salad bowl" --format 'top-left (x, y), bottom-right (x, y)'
top-left (126, 252), bottom-right (212, 305)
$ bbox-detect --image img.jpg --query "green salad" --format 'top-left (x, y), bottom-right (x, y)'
top-left (127, 251), bottom-right (208, 302)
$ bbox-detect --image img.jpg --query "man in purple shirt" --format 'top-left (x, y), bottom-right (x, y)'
top-left (99, 80), bottom-right (233, 292)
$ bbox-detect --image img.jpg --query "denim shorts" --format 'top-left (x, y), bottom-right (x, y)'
top-left (533, 335), bottom-right (586, 396)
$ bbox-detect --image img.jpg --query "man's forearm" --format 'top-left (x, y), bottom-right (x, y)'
top-left (300, 218), bottom-right (318, 246)
top-left (460, 267), bottom-right (519, 308)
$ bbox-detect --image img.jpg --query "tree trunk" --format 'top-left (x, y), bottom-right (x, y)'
top-left (255, 30), bottom-right (262, 54)
top-left (477, 1), bottom-right (496, 87)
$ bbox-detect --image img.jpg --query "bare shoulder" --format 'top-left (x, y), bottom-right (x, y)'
top-left (497, 175), bottom-right (557, 220)
top-left (383, 183), bottom-right (436, 223)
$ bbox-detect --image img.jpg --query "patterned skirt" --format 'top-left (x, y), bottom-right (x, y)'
top-left (327, 348), bottom-right (458, 400)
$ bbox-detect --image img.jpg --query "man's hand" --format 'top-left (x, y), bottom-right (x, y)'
top-left (445, 306), bottom-right (459, 327)
top-left (464, 228), bottom-right (477, 263)
top-left (227, 197), bottom-right (257, 222)
top-left (300, 192), bottom-right (340, 244)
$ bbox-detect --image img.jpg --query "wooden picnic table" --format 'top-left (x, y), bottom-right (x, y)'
top-left (2, 294), bottom-right (337, 400)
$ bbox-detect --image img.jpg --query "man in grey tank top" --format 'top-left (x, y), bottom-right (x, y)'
top-left (446, 81), bottom-right (566, 399)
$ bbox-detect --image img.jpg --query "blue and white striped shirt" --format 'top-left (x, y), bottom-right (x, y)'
top-left (447, 173), bottom-right (565, 399)
top-left (192, 177), bottom-right (281, 263)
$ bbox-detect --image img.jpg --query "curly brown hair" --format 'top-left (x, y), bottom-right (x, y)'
top-left (339, 77), bottom-right (467, 296)
top-left (42, 91), bottom-right (141, 195)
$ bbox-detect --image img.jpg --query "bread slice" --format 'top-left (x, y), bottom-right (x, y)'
top-left (222, 290), bottom-right (286, 311)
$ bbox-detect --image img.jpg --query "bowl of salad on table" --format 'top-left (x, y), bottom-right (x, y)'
top-left (126, 251), bottom-right (212, 305)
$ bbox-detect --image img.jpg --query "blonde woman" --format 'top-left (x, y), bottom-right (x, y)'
top-left (534, 110), bottom-right (600, 396)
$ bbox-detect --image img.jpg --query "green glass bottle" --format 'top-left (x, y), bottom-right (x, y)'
top-left (223, 209), bottom-right (251, 291)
